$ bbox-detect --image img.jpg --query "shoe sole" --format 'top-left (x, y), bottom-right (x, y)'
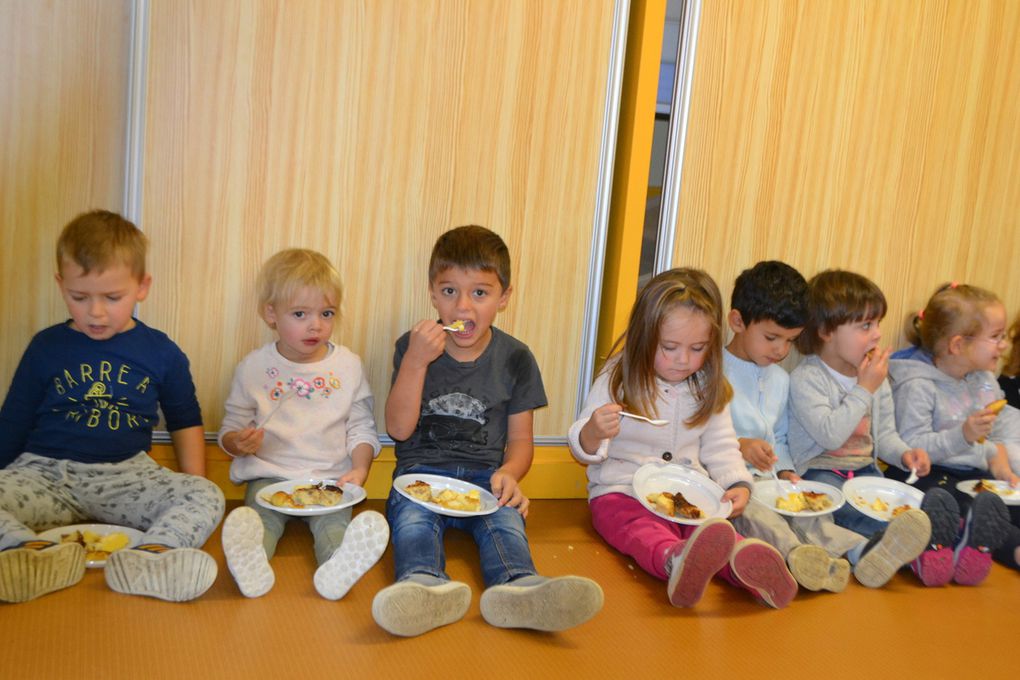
top-left (0, 543), bottom-right (86, 603)
top-left (372, 580), bottom-right (471, 637)
top-left (855, 509), bottom-right (931, 588)
top-left (730, 539), bottom-right (798, 608)
top-left (666, 518), bottom-right (735, 607)
top-left (314, 510), bottom-right (389, 600)
top-left (105, 548), bottom-right (217, 602)
top-left (921, 487), bottom-right (960, 548)
top-left (953, 492), bottom-right (1011, 586)
top-left (479, 576), bottom-right (604, 631)
top-left (787, 544), bottom-right (849, 593)
top-left (222, 507), bottom-right (275, 598)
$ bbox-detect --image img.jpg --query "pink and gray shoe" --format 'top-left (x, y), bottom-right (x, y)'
top-left (729, 538), bottom-right (798, 608)
top-left (664, 518), bottom-right (735, 607)
top-left (911, 488), bottom-right (957, 587)
top-left (953, 491), bottom-right (1011, 586)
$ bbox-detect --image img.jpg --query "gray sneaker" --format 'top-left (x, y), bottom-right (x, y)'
top-left (222, 507), bottom-right (275, 598)
top-left (787, 544), bottom-right (850, 593)
top-left (372, 577), bottom-right (471, 637)
top-left (0, 542), bottom-right (86, 603)
top-left (313, 510), bottom-right (389, 600)
top-left (105, 547), bottom-right (217, 602)
top-left (854, 509), bottom-right (931, 588)
top-left (479, 574), bottom-right (604, 631)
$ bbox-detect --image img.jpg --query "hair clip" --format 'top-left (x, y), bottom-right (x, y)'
top-left (950, 281), bottom-right (959, 289)
top-left (917, 309), bottom-right (925, 321)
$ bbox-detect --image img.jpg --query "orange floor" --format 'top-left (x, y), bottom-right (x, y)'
top-left (2, 500), bottom-right (1017, 679)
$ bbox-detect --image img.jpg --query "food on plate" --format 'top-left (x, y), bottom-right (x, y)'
top-left (870, 497), bottom-right (889, 512)
top-left (405, 480), bottom-right (482, 511)
top-left (60, 529), bottom-right (130, 561)
top-left (891, 504), bottom-right (911, 517)
top-left (264, 481), bottom-right (344, 509)
top-left (776, 491), bottom-right (833, 513)
top-left (972, 479), bottom-right (1015, 497)
top-left (646, 491), bottom-right (703, 519)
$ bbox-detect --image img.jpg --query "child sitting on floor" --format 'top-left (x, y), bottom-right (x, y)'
top-left (724, 261), bottom-right (928, 590)
top-left (218, 249), bottom-right (388, 600)
top-left (0, 210), bottom-right (224, 603)
top-left (569, 267), bottom-right (797, 609)
top-left (373, 225), bottom-right (603, 636)
top-left (889, 283), bottom-right (1017, 579)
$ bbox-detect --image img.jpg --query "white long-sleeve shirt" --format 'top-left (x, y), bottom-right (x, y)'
top-left (218, 341), bottom-right (380, 483)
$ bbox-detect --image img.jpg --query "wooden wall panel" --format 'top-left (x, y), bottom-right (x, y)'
top-left (674, 0), bottom-right (1020, 350)
top-left (0, 0), bottom-right (131, 392)
top-left (141, 1), bottom-right (617, 436)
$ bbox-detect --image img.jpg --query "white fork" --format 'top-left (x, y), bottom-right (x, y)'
top-left (620, 411), bottom-right (669, 426)
top-left (257, 389), bottom-right (296, 429)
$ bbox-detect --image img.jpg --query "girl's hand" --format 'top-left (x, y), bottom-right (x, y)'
top-left (404, 319), bottom-right (447, 369)
top-left (338, 468), bottom-right (369, 487)
top-left (491, 470), bottom-right (529, 517)
top-left (962, 407), bottom-right (997, 444)
top-left (857, 347), bottom-right (890, 393)
top-left (223, 427), bottom-right (264, 456)
top-left (586, 403), bottom-right (624, 441)
top-left (901, 448), bottom-right (931, 476)
top-left (739, 437), bottom-right (776, 471)
top-left (723, 486), bottom-right (751, 517)
top-left (988, 444), bottom-right (1020, 487)
top-left (777, 470), bottom-right (802, 484)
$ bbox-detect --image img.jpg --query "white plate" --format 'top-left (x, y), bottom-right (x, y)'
top-left (37, 523), bottom-right (144, 569)
top-left (255, 479), bottom-right (366, 516)
top-left (751, 479), bottom-right (845, 518)
top-left (393, 473), bottom-right (499, 517)
top-left (956, 479), bottom-right (1020, 506)
top-left (843, 477), bottom-right (924, 522)
top-left (632, 463), bottom-right (733, 525)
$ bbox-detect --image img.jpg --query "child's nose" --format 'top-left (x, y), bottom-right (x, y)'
top-left (88, 298), bottom-right (104, 317)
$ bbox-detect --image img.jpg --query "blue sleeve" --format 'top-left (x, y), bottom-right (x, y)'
top-left (0, 341), bottom-right (45, 467)
top-left (157, 343), bottom-right (203, 432)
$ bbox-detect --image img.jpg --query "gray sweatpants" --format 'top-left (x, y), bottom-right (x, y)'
top-left (244, 478), bottom-right (352, 565)
top-left (0, 452), bottom-right (225, 550)
top-left (732, 495), bottom-right (865, 559)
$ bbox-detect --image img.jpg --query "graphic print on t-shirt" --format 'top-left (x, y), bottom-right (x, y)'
top-left (419, 392), bottom-right (489, 447)
top-left (53, 360), bottom-right (153, 432)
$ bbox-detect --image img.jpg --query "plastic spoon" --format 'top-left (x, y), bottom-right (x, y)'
top-left (904, 468), bottom-right (919, 485)
top-left (771, 466), bottom-right (799, 493)
top-left (619, 411), bottom-right (669, 426)
top-left (257, 389), bottom-right (296, 429)
top-left (443, 320), bottom-right (466, 332)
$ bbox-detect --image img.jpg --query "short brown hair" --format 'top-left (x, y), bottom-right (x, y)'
top-left (606, 267), bottom-right (732, 428)
top-left (56, 210), bottom-right (148, 280)
top-left (905, 283), bottom-right (1002, 359)
top-left (429, 225), bottom-right (511, 290)
top-left (257, 249), bottom-right (343, 324)
top-left (797, 270), bottom-right (887, 355)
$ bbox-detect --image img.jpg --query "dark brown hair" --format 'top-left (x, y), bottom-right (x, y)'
top-left (796, 270), bottom-right (887, 355)
top-left (606, 267), bottom-right (731, 427)
top-left (429, 225), bottom-right (511, 290)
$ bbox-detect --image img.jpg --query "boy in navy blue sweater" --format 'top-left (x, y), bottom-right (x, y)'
top-left (0, 211), bottom-right (224, 603)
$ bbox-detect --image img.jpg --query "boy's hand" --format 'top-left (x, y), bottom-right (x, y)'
top-left (777, 470), bottom-right (802, 484)
top-left (491, 469), bottom-right (529, 517)
top-left (857, 347), bottom-right (890, 393)
top-left (963, 406), bottom-right (997, 444)
top-left (724, 486), bottom-right (750, 517)
top-left (739, 437), bottom-right (776, 471)
top-left (223, 427), bottom-right (264, 456)
top-left (404, 319), bottom-right (447, 369)
top-left (901, 448), bottom-right (931, 476)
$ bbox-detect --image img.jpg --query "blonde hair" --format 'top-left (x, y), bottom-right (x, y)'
top-left (797, 270), bottom-right (887, 356)
top-left (257, 249), bottom-right (343, 325)
top-left (1004, 312), bottom-right (1020, 378)
top-left (605, 268), bottom-right (731, 428)
top-left (56, 210), bottom-right (148, 280)
top-left (904, 283), bottom-right (1001, 359)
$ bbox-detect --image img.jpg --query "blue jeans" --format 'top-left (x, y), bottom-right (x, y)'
top-left (802, 465), bottom-right (888, 538)
top-left (386, 464), bottom-right (536, 587)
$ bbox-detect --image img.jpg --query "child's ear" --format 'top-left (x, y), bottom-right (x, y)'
top-left (947, 334), bottom-right (967, 355)
top-left (263, 304), bottom-right (278, 329)
top-left (498, 285), bottom-right (513, 310)
top-left (135, 274), bottom-right (152, 302)
top-left (727, 309), bottom-right (746, 334)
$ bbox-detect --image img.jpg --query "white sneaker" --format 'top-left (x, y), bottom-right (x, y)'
top-left (105, 547), bottom-right (217, 602)
top-left (480, 574), bottom-right (604, 631)
top-left (313, 510), bottom-right (389, 600)
top-left (222, 506), bottom-right (274, 598)
top-left (0, 542), bottom-right (86, 603)
top-left (372, 578), bottom-right (471, 637)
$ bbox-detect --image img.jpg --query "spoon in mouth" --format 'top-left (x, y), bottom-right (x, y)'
top-left (620, 411), bottom-right (669, 426)
top-left (443, 320), bottom-right (466, 332)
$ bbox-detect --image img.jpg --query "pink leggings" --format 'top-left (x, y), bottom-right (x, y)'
top-left (590, 492), bottom-right (745, 589)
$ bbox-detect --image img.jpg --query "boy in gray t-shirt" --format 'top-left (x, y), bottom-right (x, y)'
top-left (372, 225), bottom-right (603, 637)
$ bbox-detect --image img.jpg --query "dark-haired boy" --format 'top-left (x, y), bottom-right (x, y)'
top-left (724, 261), bottom-right (924, 590)
top-left (373, 225), bottom-right (603, 636)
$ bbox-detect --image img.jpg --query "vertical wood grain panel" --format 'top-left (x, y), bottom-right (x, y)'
top-left (0, 0), bottom-right (131, 393)
top-left (141, 1), bottom-right (616, 436)
top-left (674, 0), bottom-right (1020, 350)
